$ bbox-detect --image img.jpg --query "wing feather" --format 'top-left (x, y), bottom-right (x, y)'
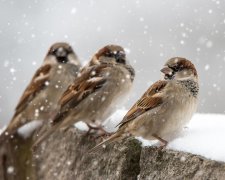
top-left (52, 64), bottom-right (109, 125)
top-left (117, 80), bottom-right (167, 128)
top-left (13, 64), bottom-right (51, 118)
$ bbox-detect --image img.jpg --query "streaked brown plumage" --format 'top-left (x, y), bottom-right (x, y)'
top-left (32, 45), bottom-right (135, 149)
top-left (90, 57), bottom-right (199, 153)
top-left (0, 42), bottom-right (81, 143)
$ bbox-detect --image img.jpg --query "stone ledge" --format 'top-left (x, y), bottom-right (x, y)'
top-left (139, 147), bottom-right (225, 180)
top-left (1, 127), bottom-right (225, 180)
top-left (35, 128), bottom-right (142, 180)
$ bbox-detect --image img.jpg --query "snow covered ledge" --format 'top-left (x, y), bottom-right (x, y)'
top-left (1, 111), bottom-right (225, 179)
top-left (139, 147), bottom-right (225, 179)
top-left (34, 126), bottom-right (225, 180)
top-left (138, 113), bottom-right (225, 162)
top-left (33, 112), bottom-right (225, 179)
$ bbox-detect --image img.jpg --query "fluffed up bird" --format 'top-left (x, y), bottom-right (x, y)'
top-left (32, 45), bottom-right (135, 149)
top-left (0, 42), bottom-right (81, 143)
top-left (90, 57), bottom-right (199, 153)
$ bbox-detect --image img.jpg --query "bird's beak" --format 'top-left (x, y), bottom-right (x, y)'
top-left (56, 48), bottom-right (67, 58)
top-left (160, 67), bottom-right (173, 76)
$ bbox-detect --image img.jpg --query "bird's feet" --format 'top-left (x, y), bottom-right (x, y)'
top-left (85, 123), bottom-right (113, 138)
top-left (152, 133), bottom-right (168, 150)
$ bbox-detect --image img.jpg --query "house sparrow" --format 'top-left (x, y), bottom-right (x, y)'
top-left (90, 57), bottom-right (199, 152)
top-left (32, 44), bottom-right (135, 148)
top-left (0, 42), bottom-right (81, 143)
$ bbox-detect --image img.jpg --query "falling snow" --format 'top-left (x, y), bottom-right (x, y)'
top-left (0, 0), bottom-right (225, 167)
top-left (204, 64), bottom-right (210, 71)
top-left (7, 166), bottom-right (14, 174)
top-left (71, 8), bottom-right (77, 14)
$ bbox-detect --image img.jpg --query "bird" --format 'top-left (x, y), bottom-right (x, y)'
top-left (32, 44), bottom-right (135, 149)
top-left (0, 42), bottom-right (81, 143)
top-left (90, 57), bottom-right (199, 153)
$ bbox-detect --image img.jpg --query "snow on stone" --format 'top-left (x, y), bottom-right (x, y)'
top-left (74, 109), bottom-right (127, 132)
top-left (17, 120), bottom-right (43, 139)
top-left (100, 110), bottom-right (225, 162)
top-left (74, 121), bottom-right (89, 131)
top-left (103, 108), bottom-right (127, 133)
top-left (32, 61), bottom-right (37, 66)
top-left (206, 40), bottom-right (213, 48)
top-left (168, 114), bottom-right (225, 162)
top-left (2, 108), bottom-right (224, 162)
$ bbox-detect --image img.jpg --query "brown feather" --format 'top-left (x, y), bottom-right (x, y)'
top-left (52, 64), bottom-right (109, 125)
top-left (13, 64), bottom-right (51, 118)
top-left (177, 58), bottom-right (198, 76)
top-left (117, 80), bottom-right (167, 128)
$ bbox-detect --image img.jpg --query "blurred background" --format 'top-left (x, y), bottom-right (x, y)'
top-left (0, 0), bottom-right (225, 127)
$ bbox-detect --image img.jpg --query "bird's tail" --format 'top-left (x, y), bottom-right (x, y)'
top-left (88, 132), bottom-right (122, 153)
top-left (32, 122), bottom-right (61, 151)
top-left (31, 111), bottom-right (67, 151)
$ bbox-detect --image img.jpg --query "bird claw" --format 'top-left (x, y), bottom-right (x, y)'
top-left (152, 133), bottom-right (168, 150)
top-left (158, 143), bottom-right (167, 151)
top-left (85, 123), bottom-right (113, 140)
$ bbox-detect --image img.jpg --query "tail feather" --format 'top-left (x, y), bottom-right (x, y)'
top-left (32, 123), bottom-right (61, 151)
top-left (32, 112), bottom-right (65, 151)
top-left (88, 132), bottom-right (122, 153)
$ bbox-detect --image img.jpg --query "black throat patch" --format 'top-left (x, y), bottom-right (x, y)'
top-left (178, 80), bottom-right (199, 97)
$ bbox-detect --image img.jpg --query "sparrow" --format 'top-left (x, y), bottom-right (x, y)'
top-left (90, 57), bottom-right (199, 152)
top-left (32, 44), bottom-right (135, 148)
top-left (0, 42), bottom-right (81, 143)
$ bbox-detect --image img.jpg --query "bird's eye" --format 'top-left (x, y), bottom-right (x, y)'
top-left (170, 65), bottom-right (183, 72)
top-left (104, 51), bottom-right (126, 64)
top-left (116, 58), bottom-right (126, 64)
top-left (52, 49), bottom-right (56, 53)
top-left (105, 52), bottom-right (114, 58)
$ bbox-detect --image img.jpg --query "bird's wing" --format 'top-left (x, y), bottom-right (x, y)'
top-left (51, 64), bottom-right (109, 125)
top-left (13, 64), bottom-right (52, 118)
top-left (117, 80), bottom-right (167, 128)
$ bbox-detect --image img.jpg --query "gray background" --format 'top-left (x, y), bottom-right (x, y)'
top-left (1, 0), bottom-right (225, 127)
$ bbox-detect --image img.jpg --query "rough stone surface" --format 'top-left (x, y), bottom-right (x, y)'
top-left (139, 147), bottom-right (225, 180)
top-left (1, 127), bottom-right (225, 180)
top-left (0, 134), bottom-right (34, 180)
top-left (34, 128), bottom-right (142, 180)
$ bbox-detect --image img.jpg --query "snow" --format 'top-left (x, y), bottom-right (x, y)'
top-left (74, 108), bottom-right (127, 132)
top-left (17, 120), bottom-right (43, 139)
top-left (74, 108), bottom-right (127, 133)
top-left (204, 64), bottom-right (210, 71)
top-left (1, 109), bottom-right (225, 162)
top-left (100, 109), bottom-right (225, 162)
top-left (74, 121), bottom-right (89, 131)
top-left (168, 114), bottom-right (225, 162)
top-left (103, 108), bottom-right (127, 133)
top-left (7, 166), bottom-right (14, 174)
